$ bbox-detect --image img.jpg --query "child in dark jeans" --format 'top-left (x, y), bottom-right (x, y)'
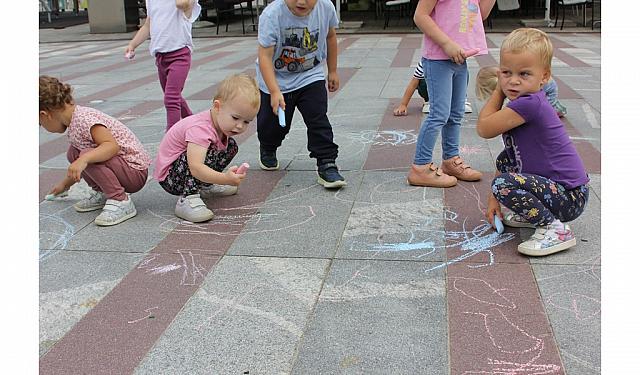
top-left (256, 0), bottom-right (346, 189)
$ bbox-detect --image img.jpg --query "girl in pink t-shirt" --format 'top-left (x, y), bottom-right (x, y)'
top-left (408, 0), bottom-right (495, 188)
top-left (39, 76), bottom-right (151, 227)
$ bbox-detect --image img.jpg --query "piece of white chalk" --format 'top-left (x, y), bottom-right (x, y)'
top-left (235, 162), bottom-right (250, 174)
top-left (45, 191), bottom-right (68, 201)
top-left (464, 48), bottom-right (480, 58)
top-left (494, 214), bottom-right (504, 234)
top-left (278, 107), bottom-right (286, 127)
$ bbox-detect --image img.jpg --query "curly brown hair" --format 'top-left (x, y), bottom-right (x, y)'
top-left (39, 75), bottom-right (74, 111)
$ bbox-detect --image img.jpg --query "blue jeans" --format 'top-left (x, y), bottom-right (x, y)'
top-left (414, 58), bottom-right (468, 165)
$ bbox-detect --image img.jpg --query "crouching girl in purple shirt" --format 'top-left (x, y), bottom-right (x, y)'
top-left (477, 28), bottom-right (589, 257)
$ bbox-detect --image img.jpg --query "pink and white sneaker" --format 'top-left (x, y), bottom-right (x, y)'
top-left (518, 221), bottom-right (576, 256)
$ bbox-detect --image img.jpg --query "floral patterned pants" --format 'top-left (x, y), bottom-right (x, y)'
top-left (159, 138), bottom-right (238, 197)
top-left (492, 150), bottom-right (589, 225)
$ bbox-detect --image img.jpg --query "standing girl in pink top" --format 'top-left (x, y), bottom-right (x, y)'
top-left (125, 0), bottom-right (202, 131)
top-left (407, 0), bottom-right (495, 188)
top-left (40, 76), bottom-right (152, 226)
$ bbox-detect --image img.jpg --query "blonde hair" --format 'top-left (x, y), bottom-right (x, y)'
top-left (213, 73), bottom-right (260, 109)
top-left (475, 66), bottom-right (499, 101)
top-left (39, 75), bottom-right (74, 111)
top-left (501, 28), bottom-right (554, 70)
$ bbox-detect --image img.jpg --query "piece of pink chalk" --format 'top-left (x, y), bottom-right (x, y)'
top-left (125, 51), bottom-right (135, 60)
top-left (464, 48), bottom-right (480, 58)
top-left (235, 163), bottom-right (250, 174)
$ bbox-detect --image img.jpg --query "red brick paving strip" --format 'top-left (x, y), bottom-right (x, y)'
top-left (444, 179), bottom-right (565, 374)
top-left (39, 170), bottom-right (286, 374)
top-left (362, 98), bottom-right (423, 170)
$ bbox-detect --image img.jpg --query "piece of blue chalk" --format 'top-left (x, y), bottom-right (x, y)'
top-left (494, 214), bottom-right (504, 234)
top-left (278, 107), bottom-right (286, 127)
top-left (45, 191), bottom-right (68, 201)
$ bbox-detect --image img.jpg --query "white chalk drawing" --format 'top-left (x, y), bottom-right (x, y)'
top-left (136, 249), bottom-right (207, 286)
top-left (459, 144), bottom-right (485, 155)
top-left (127, 306), bottom-right (159, 324)
top-left (39, 212), bottom-right (75, 262)
top-left (343, 130), bottom-right (418, 146)
top-left (452, 277), bottom-right (562, 374)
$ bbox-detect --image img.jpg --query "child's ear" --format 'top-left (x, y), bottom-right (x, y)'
top-left (212, 99), bottom-right (221, 112)
top-left (542, 69), bottom-right (551, 86)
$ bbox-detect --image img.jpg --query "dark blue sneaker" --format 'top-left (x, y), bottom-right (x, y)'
top-left (317, 162), bottom-right (347, 189)
top-left (259, 147), bottom-right (279, 170)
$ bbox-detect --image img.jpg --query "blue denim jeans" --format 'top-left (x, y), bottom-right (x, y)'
top-left (414, 57), bottom-right (468, 165)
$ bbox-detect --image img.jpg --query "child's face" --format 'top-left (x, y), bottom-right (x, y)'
top-left (498, 50), bottom-right (550, 100)
top-left (39, 110), bottom-right (67, 133)
top-left (285, 0), bottom-right (317, 17)
top-left (212, 97), bottom-right (258, 138)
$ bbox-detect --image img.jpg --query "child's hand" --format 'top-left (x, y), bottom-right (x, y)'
top-left (393, 104), bottom-right (408, 116)
top-left (49, 181), bottom-right (68, 197)
top-left (125, 44), bottom-right (135, 57)
top-left (224, 167), bottom-right (245, 186)
top-left (270, 92), bottom-right (285, 116)
top-left (443, 41), bottom-right (466, 65)
top-left (486, 194), bottom-right (503, 228)
top-left (68, 159), bottom-right (88, 182)
top-left (327, 71), bottom-right (340, 92)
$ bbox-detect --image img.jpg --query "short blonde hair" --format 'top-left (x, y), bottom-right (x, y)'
top-left (475, 66), bottom-right (499, 101)
top-left (501, 28), bottom-right (553, 70)
top-left (214, 73), bottom-right (260, 109)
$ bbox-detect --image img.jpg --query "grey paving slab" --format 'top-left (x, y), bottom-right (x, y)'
top-left (588, 173), bottom-right (601, 200)
top-left (227, 171), bottom-right (361, 259)
top-left (529, 188), bottom-right (601, 265)
top-left (533, 263), bottom-right (601, 374)
top-left (40, 251), bottom-right (144, 356)
top-left (336, 171), bottom-right (447, 262)
top-left (292, 259), bottom-right (448, 374)
top-left (63, 182), bottom-right (180, 253)
top-left (135, 256), bottom-right (329, 374)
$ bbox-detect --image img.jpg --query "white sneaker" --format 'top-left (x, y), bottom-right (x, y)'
top-left (502, 211), bottom-right (537, 228)
top-left (74, 190), bottom-right (107, 212)
top-left (422, 102), bottom-right (430, 113)
top-left (175, 194), bottom-right (214, 223)
top-left (94, 196), bottom-right (137, 226)
top-left (465, 101), bottom-right (473, 113)
top-left (200, 184), bottom-right (238, 198)
top-left (518, 222), bottom-right (577, 256)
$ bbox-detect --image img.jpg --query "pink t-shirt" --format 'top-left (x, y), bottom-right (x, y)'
top-left (422, 0), bottom-right (488, 60)
top-left (67, 105), bottom-right (152, 171)
top-left (153, 109), bottom-right (228, 182)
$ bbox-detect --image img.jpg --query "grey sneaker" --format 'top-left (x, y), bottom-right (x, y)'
top-left (74, 190), bottom-right (107, 212)
top-left (200, 184), bottom-right (238, 198)
top-left (502, 211), bottom-right (537, 228)
top-left (175, 194), bottom-right (214, 223)
top-left (94, 196), bottom-right (137, 226)
top-left (518, 223), bottom-right (576, 256)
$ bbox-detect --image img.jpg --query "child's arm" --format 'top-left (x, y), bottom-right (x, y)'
top-left (476, 87), bottom-right (525, 139)
top-left (413, 0), bottom-right (465, 64)
top-left (67, 125), bottom-right (121, 182)
top-left (126, 15), bottom-right (150, 55)
top-left (186, 143), bottom-right (244, 186)
top-left (393, 77), bottom-right (420, 116)
top-left (326, 27), bottom-right (340, 92)
top-left (258, 45), bottom-right (285, 115)
top-left (176, 0), bottom-right (196, 19)
top-left (479, 0), bottom-right (497, 20)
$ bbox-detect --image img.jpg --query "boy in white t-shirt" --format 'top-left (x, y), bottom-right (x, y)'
top-left (126, 0), bottom-right (202, 131)
top-left (154, 74), bottom-right (260, 223)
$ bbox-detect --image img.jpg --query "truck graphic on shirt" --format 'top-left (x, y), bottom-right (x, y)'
top-left (274, 47), bottom-right (320, 73)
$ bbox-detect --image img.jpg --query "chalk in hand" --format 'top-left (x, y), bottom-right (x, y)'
top-left (494, 214), bottom-right (504, 234)
top-left (45, 191), bottom-right (68, 201)
top-left (125, 51), bottom-right (135, 60)
top-left (464, 48), bottom-right (480, 58)
top-left (235, 162), bottom-right (250, 174)
top-left (278, 107), bottom-right (286, 127)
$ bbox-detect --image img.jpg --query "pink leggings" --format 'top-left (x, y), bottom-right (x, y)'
top-left (155, 46), bottom-right (193, 131)
top-left (67, 146), bottom-right (148, 201)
